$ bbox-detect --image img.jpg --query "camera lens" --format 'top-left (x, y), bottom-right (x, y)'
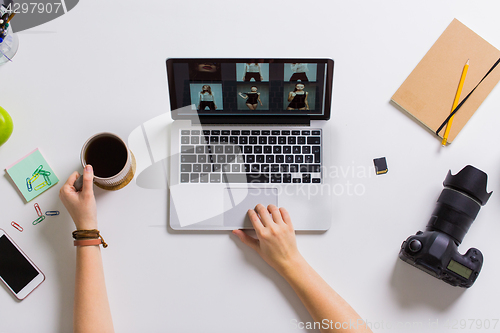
top-left (426, 166), bottom-right (491, 244)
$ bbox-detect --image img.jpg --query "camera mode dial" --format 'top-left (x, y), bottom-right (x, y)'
top-left (408, 239), bottom-right (422, 252)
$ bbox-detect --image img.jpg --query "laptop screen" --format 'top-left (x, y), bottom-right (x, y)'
top-left (166, 58), bottom-right (334, 120)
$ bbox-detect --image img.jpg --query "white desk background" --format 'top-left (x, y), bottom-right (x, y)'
top-left (2, 1), bottom-right (500, 332)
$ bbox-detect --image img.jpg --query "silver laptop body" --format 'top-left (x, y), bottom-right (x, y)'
top-left (166, 58), bottom-right (334, 230)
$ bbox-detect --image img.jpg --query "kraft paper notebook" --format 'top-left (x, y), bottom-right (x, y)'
top-left (391, 19), bottom-right (500, 143)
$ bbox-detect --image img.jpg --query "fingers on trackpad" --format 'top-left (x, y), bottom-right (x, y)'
top-left (223, 188), bottom-right (278, 227)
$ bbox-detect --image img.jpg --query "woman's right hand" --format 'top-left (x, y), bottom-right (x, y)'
top-left (59, 165), bottom-right (98, 230)
top-left (233, 204), bottom-right (304, 276)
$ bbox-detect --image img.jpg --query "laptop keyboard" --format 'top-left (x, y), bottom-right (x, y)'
top-left (179, 129), bottom-right (322, 184)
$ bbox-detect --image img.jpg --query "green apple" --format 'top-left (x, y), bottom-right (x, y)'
top-left (0, 106), bottom-right (14, 146)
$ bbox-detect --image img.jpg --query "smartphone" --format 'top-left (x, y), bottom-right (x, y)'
top-left (0, 229), bottom-right (45, 300)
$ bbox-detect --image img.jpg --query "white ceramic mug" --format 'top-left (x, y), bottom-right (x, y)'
top-left (74, 132), bottom-right (132, 191)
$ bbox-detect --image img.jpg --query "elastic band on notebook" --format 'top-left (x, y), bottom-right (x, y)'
top-left (436, 57), bottom-right (500, 136)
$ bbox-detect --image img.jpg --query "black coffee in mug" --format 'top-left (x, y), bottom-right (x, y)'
top-left (84, 136), bottom-right (128, 178)
top-left (74, 132), bottom-right (132, 192)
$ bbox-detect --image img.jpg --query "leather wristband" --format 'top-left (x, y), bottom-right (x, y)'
top-left (72, 229), bottom-right (108, 248)
top-left (74, 238), bottom-right (102, 247)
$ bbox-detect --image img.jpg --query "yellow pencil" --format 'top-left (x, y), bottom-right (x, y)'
top-left (442, 59), bottom-right (469, 146)
top-left (6, 13), bottom-right (16, 24)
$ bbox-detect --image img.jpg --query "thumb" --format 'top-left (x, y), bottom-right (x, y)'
top-left (82, 164), bottom-right (95, 194)
top-left (233, 230), bottom-right (260, 252)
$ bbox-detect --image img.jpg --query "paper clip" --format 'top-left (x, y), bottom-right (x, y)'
top-left (33, 165), bottom-right (44, 176)
top-left (34, 181), bottom-right (48, 191)
top-left (43, 174), bottom-right (52, 186)
top-left (29, 173), bottom-right (39, 184)
top-left (38, 170), bottom-right (51, 176)
top-left (11, 221), bottom-right (23, 232)
top-left (26, 178), bottom-right (33, 192)
top-left (33, 215), bottom-right (45, 225)
top-left (45, 210), bottom-right (60, 216)
top-left (34, 203), bottom-right (43, 217)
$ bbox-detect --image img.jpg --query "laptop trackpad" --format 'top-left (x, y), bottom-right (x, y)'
top-left (223, 188), bottom-right (278, 228)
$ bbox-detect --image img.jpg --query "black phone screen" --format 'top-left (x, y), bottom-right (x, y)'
top-left (0, 235), bottom-right (39, 293)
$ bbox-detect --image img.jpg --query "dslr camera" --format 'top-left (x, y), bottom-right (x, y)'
top-left (399, 165), bottom-right (492, 288)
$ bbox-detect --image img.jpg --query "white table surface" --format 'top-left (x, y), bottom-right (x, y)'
top-left (2, 1), bottom-right (500, 332)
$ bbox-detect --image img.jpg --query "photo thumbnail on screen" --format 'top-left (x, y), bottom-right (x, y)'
top-left (189, 62), bottom-right (222, 81)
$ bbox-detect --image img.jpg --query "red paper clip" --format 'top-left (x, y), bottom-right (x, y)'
top-left (11, 221), bottom-right (23, 232)
top-left (34, 203), bottom-right (43, 217)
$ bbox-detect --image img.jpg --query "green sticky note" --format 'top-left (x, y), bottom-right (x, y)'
top-left (5, 148), bottom-right (59, 202)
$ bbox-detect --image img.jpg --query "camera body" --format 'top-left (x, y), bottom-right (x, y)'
top-left (400, 230), bottom-right (482, 288)
top-left (399, 165), bottom-right (491, 288)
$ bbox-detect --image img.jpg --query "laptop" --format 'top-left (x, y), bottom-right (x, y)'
top-left (166, 58), bottom-right (334, 230)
